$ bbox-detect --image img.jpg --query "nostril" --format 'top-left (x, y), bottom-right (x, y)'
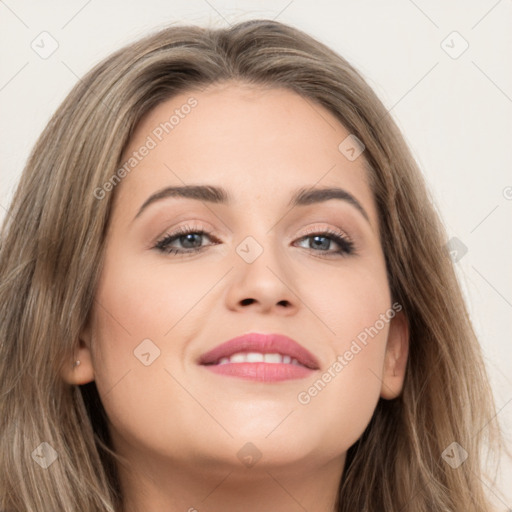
top-left (240, 298), bottom-right (255, 306)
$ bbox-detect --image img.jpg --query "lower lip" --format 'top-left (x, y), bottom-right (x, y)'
top-left (201, 362), bottom-right (314, 381)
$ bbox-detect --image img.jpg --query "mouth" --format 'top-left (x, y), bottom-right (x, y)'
top-left (197, 332), bottom-right (320, 382)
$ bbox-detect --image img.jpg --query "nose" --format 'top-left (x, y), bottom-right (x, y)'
top-left (224, 238), bottom-right (299, 315)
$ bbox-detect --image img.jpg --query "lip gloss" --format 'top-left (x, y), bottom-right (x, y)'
top-left (203, 361), bottom-right (314, 381)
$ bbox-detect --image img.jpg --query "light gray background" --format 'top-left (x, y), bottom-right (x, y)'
top-left (1, 0), bottom-right (511, 507)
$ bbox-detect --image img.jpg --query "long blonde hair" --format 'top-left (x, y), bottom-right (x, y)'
top-left (0, 19), bottom-right (504, 511)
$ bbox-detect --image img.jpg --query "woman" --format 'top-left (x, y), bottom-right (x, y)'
top-left (0, 19), bottom-right (504, 511)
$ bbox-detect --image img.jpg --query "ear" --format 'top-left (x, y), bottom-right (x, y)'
top-left (380, 310), bottom-right (409, 400)
top-left (60, 324), bottom-right (95, 386)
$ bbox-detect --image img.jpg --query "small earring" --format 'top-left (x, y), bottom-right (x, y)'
top-left (73, 360), bottom-right (81, 368)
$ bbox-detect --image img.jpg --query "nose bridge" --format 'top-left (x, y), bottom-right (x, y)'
top-left (225, 218), bottom-right (298, 312)
top-left (230, 196), bottom-right (281, 265)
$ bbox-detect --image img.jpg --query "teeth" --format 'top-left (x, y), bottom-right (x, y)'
top-left (246, 352), bottom-right (264, 363)
top-left (216, 352), bottom-right (303, 366)
top-left (229, 353), bottom-right (246, 363)
top-left (263, 353), bottom-right (282, 363)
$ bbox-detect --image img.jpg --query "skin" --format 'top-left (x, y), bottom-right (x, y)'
top-left (62, 81), bottom-right (409, 512)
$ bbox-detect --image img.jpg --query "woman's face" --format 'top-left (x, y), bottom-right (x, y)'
top-left (71, 82), bottom-right (408, 476)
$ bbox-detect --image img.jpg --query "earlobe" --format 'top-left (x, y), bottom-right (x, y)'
top-left (380, 310), bottom-right (409, 400)
top-left (60, 337), bottom-right (95, 386)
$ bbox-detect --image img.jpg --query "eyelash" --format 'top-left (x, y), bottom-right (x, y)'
top-left (153, 224), bottom-right (356, 258)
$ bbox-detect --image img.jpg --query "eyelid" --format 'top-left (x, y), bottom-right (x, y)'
top-left (150, 221), bottom-right (217, 247)
top-left (152, 220), bottom-right (358, 258)
top-left (152, 221), bottom-right (353, 246)
top-left (296, 224), bottom-right (353, 244)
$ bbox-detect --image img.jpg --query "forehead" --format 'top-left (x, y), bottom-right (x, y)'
top-left (114, 82), bottom-right (377, 228)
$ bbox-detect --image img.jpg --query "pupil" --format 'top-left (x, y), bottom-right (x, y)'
top-left (312, 236), bottom-right (329, 250)
top-left (182, 233), bottom-right (201, 248)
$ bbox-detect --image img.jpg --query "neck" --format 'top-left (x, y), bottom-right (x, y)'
top-left (116, 449), bottom-right (345, 512)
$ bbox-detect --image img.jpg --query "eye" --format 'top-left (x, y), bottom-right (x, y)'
top-left (153, 224), bottom-right (356, 257)
top-left (153, 224), bottom-right (219, 255)
top-left (293, 226), bottom-right (355, 257)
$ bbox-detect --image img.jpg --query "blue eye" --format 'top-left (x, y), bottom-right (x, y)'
top-left (294, 228), bottom-right (355, 256)
top-left (153, 225), bottom-right (355, 257)
top-left (154, 226), bottom-right (217, 255)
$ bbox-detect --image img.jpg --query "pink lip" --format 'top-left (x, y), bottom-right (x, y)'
top-left (198, 332), bottom-right (319, 382)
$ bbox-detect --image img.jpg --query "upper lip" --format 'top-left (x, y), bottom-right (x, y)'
top-left (197, 332), bottom-right (320, 370)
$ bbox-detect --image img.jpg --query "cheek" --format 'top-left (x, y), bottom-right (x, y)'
top-left (94, 253), bottom-right (218, 338)
top-left (293, 321), bottom-right (389, 457)
top-left (290, 261), bottom-right (391, 447)
top-left (296, 256), bottom-right (391, 350)
top-left (88, 253), bottom-right (223, 442)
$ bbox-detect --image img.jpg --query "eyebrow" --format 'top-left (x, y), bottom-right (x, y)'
top-left (132, 184), bottom-right (371, 224)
